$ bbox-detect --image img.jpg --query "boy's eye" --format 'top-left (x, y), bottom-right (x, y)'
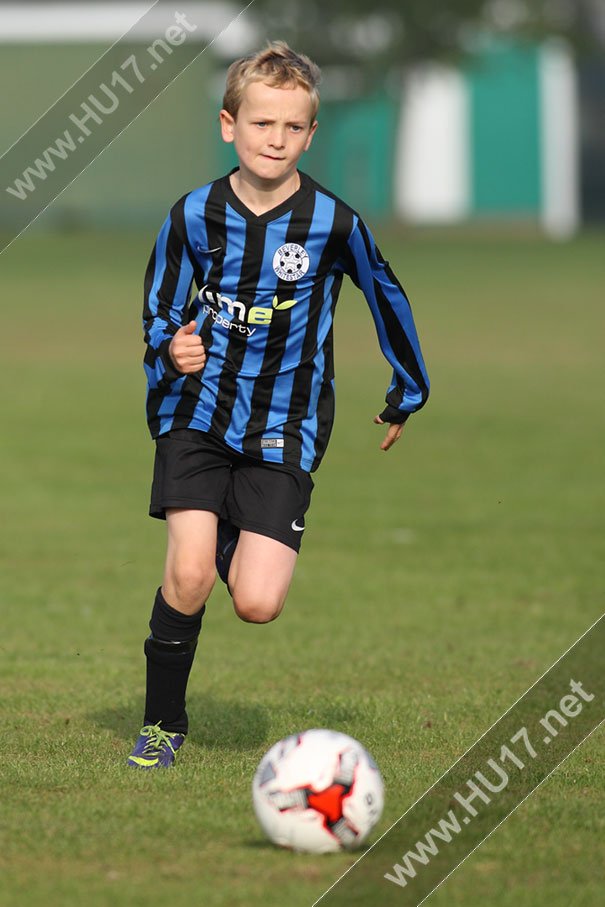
top-left (290, 125), bottom-right (303, 133)
top-left (255, 122), bottom-right (267, 128)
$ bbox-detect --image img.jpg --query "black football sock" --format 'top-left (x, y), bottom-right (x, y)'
top-left (143, 587), bottom-right (205, 735)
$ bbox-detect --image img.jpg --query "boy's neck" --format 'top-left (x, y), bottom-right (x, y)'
top-left (229, 168), bottom-right (301, 217)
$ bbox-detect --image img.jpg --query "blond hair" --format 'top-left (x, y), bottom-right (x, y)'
top-left (223, 41), bottom-right (321, 122)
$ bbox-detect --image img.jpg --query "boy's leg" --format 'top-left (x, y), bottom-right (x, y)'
top-left (228, 531), bottom-right (298, 623)
top-left (162, 509), bottom-right (218, 613)
top-left (143, 509), bottom-right (217, 733)
top-left (221, 459), bottom-right (313, 623)
top-left (130, 426), bottom-right (234, 767)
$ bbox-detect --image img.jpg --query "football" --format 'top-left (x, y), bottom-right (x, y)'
top-left (252, 729), bottom-right (384, 853)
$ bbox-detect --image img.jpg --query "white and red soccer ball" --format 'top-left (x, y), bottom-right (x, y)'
top-left (252, 729), bottom-right (384, 853)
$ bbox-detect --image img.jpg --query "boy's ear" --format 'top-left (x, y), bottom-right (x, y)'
top-left (219, 109), bottom-right (235, 143)
top-left (304, 120), bottom-right (318, 152)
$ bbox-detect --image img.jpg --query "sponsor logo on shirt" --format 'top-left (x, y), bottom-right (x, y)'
top-left (197, 285), bottom-right (297, 335)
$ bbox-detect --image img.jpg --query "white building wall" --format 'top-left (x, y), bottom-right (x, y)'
top-left (540, 40), bottom-right (581, 239)
top-left (395, 66), bottom-right (471, 224)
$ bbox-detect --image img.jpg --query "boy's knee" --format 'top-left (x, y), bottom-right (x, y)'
top-left (232, 592), bottom-right (284, 624)
top-left (165, 560), bottom-right (215, 613)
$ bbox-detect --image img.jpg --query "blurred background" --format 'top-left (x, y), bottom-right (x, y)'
top-left (1, 0), bottom-right (604, 239)
top-left (2, 6), bottom-right (604, 906)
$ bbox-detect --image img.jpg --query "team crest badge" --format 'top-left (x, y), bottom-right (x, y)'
top-left (272, 243), bottom-right (310, 282)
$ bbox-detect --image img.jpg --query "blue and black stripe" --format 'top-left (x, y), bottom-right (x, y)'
top-left (143, 170), bottom-right (429, 472)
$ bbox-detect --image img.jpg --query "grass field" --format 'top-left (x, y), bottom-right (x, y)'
top-left (1, 227), bottom-right (604, 907)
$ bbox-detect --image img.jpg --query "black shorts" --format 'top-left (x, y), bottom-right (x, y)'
top-left (150, 429), bottom-right (314, 552)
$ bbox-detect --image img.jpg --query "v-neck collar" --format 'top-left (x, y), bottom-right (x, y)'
top-left (220, 167), bottom-right (312, 225)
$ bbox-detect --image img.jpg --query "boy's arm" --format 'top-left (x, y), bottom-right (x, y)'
top-left (143, 197), bottom-right (204, 388)
top-left (343, 217), bottom-right (430, 444)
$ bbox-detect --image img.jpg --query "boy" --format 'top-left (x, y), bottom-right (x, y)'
top-left (128, 41), bottom-right (429, 768)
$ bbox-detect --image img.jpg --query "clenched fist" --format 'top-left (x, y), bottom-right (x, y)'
top-left (169, 320), bottom-right (206, 374)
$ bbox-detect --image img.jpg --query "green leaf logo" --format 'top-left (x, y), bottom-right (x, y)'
top-left (272, 296), bottom-right (297, 311)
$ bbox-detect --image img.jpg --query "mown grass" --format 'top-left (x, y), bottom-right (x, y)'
top-left (0, 228), bottom-right (603, 907)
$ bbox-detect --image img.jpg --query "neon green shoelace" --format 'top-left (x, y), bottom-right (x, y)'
top-left (139, 723), bottom-right (178, 755)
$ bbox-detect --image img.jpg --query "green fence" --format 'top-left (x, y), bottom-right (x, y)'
top-left (468, 41), bottom-right (542, 216)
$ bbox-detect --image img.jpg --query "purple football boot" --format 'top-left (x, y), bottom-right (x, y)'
top-left (127, 723), bottom-right (185, 769)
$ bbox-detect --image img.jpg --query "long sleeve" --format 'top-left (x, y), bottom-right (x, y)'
top-left (344, 217), bottom-right (429, 422)
top-left (143, 195), bottom-right (195, 389)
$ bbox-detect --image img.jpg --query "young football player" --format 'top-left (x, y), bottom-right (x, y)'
top-left (128, 41), bottom-right (429, 767)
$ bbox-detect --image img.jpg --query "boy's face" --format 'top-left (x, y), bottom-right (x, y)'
top-left (220, 81), bottom-right (318, 185)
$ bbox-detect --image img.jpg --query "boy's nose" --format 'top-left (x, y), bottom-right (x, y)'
top-left (269, 128), bottom-right (286, 148)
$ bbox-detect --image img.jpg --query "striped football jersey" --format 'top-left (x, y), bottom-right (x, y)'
top-left (143, 169), bottom-right (429, 473)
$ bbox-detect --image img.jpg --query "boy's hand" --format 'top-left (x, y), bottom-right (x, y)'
top-left (169, 321), bottom-right (206, 374)
top-left (373, 414), bottom-right (405, 451)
